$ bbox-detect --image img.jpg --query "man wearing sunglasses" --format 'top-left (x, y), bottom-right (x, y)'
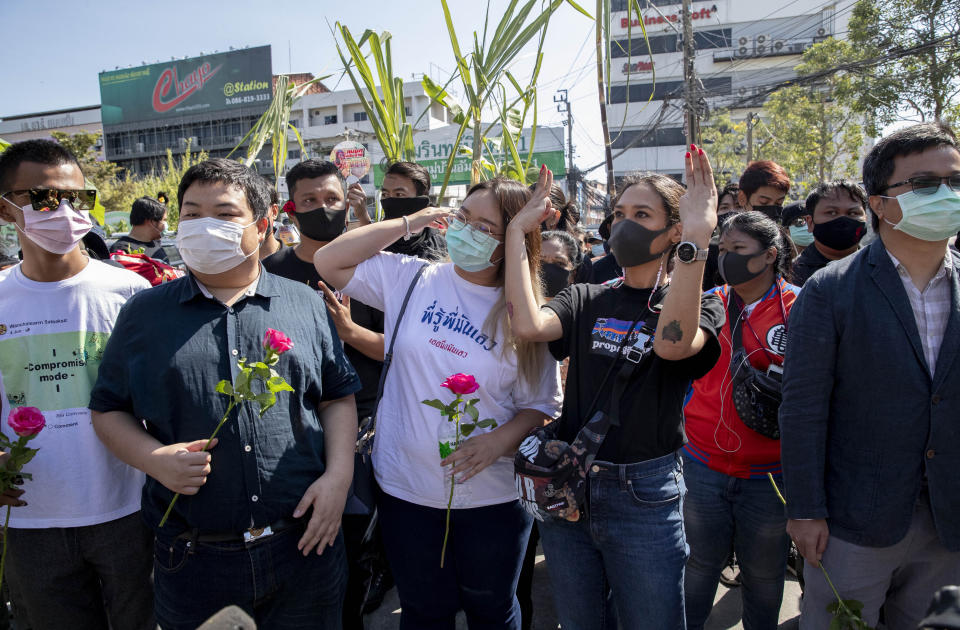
top-left (0, 139), bottom-right (154, 629)
top-left (781, 122), bottom-right (960, 629)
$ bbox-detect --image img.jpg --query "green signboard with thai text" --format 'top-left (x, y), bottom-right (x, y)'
top-left (374, 150), bottom-right (566, 187)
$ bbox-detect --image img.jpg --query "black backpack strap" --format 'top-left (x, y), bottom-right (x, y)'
top-left (372, 263), bottom-right (428, 420)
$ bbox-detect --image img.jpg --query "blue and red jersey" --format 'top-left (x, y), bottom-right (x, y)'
top-left (683, 277), bottom-right (800, 478)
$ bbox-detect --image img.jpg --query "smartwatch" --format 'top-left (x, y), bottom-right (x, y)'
top-left (676, 241), bottom-right (709, 263)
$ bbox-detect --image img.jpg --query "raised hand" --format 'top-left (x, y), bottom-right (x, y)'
top-left (679, 144), bottom-right (718, 243)
top-left (509, 165), bottom-right (558, 235)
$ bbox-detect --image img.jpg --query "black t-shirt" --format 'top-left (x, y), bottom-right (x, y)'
top-left (588, 254), bottom-right (622, 284)
top-left (545, 282), bottom-right (725, 464)
top-left (384, 228), bottom-right (447, 261)
top-left (109, 235), bottom-right (169, 262)
top-left (791, 243), bottom-right (832, 286)
top-left (263, 246), bottom-right (383, 418)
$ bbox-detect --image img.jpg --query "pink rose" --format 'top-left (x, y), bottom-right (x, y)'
top-left (441, 373), bottom-right (479, 396)
top-left (8, 406), bottom-right (45, 438)
top-left (263, 329), bottom-right (294, 354)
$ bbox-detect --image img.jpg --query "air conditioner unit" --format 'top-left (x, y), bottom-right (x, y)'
top-left (817, 27), bottom-right (827, 36)
top-left (789, 42), bottom-right (807, 53)
top-left (233, 136), bottom-right (242, 144)
top-left (737, 46), bottom-right (750, 56)
top-left (773, 40), bottom-right (785, 52)
top-left (135, 142), bottom-right (144, 152)
top-left (755, 34), bottom-right (771, 45)
top-left (738, 36), bottom-right (749, 46)
top-left (189, 136), bottom-right (199, 145)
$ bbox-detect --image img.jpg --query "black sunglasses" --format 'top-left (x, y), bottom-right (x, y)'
top-left (0, 188), bottom-right (97, 212)
top-left (880, 174), bottom-right (960, 196)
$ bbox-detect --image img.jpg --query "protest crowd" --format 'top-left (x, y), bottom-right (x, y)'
top-left (0, 119), bottom-right (959, 630)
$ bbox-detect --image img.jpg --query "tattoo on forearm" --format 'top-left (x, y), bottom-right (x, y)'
top-left (661, 320), bottom-right (683, 343)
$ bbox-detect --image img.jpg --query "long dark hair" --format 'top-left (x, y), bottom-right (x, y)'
top-left (719, 211), bottom-right (793, 279)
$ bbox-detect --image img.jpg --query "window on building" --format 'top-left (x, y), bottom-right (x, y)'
top-left (404, 106), bottom-right (412, 116)
top-left (612, 0), bottom-right (679, 9)
top-left (353, 112), bottom-right (368, 122)
top-left (324, 114), bottom-right (337, 125)
top-left (609, 77), bottom-right (731, 104)
top-left (611, 126), bottom-right (686, 149)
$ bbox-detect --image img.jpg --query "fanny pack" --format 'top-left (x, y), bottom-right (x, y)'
top-left (515, 290), bottom-right (663, 522)
top-left (727, 290), bottom-right (784, 440)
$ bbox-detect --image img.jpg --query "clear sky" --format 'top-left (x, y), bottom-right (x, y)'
top-left (0, 0), bottom-right (611, 178)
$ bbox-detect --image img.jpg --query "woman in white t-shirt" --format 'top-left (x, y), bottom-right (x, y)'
top-left (315, 175), bottom-right (562, 630)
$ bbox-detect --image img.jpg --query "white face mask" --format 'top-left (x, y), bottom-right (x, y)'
top-left (880, 184), bottom-right (960, 242)
top-left (175, 217), bottom-right (258, 274)
top-left (9, 198), bottom-right (92, 254)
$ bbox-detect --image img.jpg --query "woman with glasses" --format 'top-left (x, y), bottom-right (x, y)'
top-left (314, 177), bottom-right (562, 630)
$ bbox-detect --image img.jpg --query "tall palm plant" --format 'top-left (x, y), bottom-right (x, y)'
top-left (423, 0), bottom-right (592, 196)
top-left (229, 75), bottom-right (326, 188)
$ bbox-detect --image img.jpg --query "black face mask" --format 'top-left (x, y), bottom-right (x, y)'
top-left (541, 262), bottom-right (572, 298)
top-left (812, 216), bottom-right (866, 250)
top-left (607, 220), bottom-right (672, 268)
top-left (718, 251), bottom-right (768, 286)
top-left (294, 206), bottom-right (347, 242)
top-left (380, 196), bottom-right (431, 220)
top-left (751, 205), bottom-right (783, 222)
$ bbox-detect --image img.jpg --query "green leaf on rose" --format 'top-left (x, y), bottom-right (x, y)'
top-left (266, 376), bottom-right (294, 393)
top-left (476, 418), bottom-right (498, 429)
top-left (422, 399), bottom-right (447, 412)
top-left (461, 423), bottom-right (476, 437)
top-left (215, 380), bottom-right (234, 396)
top-left (254, 391), bottom-right (277, 416)
top-left (465, 404), bottom-right (479, 421)
top-left (438, 441), bottom-right (453, 458)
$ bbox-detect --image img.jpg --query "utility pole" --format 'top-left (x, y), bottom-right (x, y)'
top-left (681, 0), bottom-right (700, 150)
top-left (595, 0), bottom-right (616, 204)
top-left (555, 89), bottom-right (575, 199)
top-left (745, 112), bottom-right (758, 164)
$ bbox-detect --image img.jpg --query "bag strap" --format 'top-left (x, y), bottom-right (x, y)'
top-left (372, 263), bottom-right (428, 417)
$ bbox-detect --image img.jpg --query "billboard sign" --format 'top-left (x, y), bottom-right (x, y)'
top-left (99, 46), bottom-right (272, 125)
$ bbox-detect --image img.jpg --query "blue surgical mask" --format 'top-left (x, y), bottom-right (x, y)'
top-left (880, 185), bottom-right (960, 242)
top-left (445, 223), bottom-right (499, 272)
top-left (789, 225), bottom-right (814, 247)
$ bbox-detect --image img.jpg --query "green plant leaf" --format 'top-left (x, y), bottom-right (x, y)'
top-left (266, 376), bottom-right (295, 393)
top-left (465, 404), bottom-right (479, 421)
top-left (422, 399), bottom-right (447, 412)
top-left (215, 380), bottom-right (234, 396)
top-left (438, 441), bottom-right (453, 459)
top-left (476, 418), bottom-right (498, 429)
top-left (461, 423), bottom-right (477, 437)
top-left (254, 391), bottom-right (277, 417)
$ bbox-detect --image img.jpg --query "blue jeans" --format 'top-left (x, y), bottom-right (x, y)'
top-left (378, 490), bottom-right (532, 630)
top-left (682, 456), bottom-right (790, 630)
top-left (153, 525), bottom-right (346, 630)
top-left (538, 452), bottom-right (689, 630)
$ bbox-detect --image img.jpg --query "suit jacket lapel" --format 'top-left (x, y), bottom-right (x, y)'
top-left (868, 242), bottom-right (929, 375)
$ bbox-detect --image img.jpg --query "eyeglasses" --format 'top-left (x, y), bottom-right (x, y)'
top-left (0, 188), bottom-right (97, 212)
top-left (789, 216), bottom-right (806, 228)
top-left (880, 174), bottom-right (960, 196)
top-left (449, 211), bottom-right (504, 241)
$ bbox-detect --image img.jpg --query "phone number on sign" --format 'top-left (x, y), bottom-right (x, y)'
top-left (225, 94), bottom-right (271, 106)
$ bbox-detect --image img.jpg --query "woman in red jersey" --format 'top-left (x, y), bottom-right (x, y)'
top-left (682, 211), bottom-right (800, 630)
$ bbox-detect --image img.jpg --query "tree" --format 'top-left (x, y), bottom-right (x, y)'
top-left (699, 111), bottom-right (748, 187)
top-left (845, 0), bottom-right (960, 129)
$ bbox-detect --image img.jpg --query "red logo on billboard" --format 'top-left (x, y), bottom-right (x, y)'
top-left (152, 62), bottom-right (223, 113)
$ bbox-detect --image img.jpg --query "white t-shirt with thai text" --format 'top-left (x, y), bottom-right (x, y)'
top-left (0, 260), bottom-right (150, 528)
top-left (344, 253), bottom-right (563, 509)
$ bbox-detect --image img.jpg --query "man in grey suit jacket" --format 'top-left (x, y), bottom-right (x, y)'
top-left (780, 122), bottom-right (960, 629)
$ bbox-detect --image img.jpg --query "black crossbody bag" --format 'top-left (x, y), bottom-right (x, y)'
top-left (727, 290), bottom-right (784, 440)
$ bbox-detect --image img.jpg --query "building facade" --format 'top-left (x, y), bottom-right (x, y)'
top-left (607, 0), bottom-right (856, 181)
top-left (0, 105), bottom-right (103, 153)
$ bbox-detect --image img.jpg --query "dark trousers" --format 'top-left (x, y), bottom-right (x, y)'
top-left (153, 524), bottom-right (346, 630)
top-left (378, 490), bottom-right (532, 630)
top-left (5, 511), bottom-right (154, 630)
top-left (516, 524), bottom-right (540, 630)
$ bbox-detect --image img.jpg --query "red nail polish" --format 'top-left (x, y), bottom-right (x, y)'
top-left (698, 148), bottom-right (704, 155)
top-left (690, 144), bottom-right (696, 150)
top-left (685, 151), bottom-right (691, 158)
